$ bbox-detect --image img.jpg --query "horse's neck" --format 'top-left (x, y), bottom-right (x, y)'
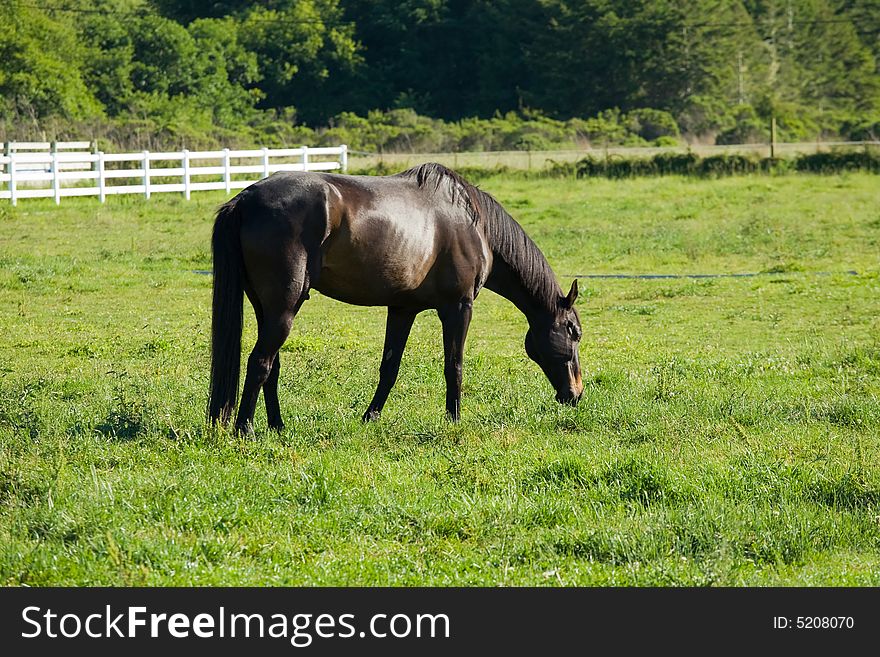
top-left (484, 255), bottom-right (558, 326)
top-left (477, 195), bottom-right (561, 325)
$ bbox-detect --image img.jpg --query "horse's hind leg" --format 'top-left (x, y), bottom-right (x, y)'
top-left (263, 354), bottom-right (283, 431)
top-left (242, 285), bottom-right (284, 432)
top-left (235, 311), bottom-right (294, 435)
top-left (244, 281), bottom-right (284, 431)
top-left (235, 257), bottom-right (311, 436)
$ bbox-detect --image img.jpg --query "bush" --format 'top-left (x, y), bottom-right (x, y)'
top-left (652, 152), bottom-right (699, 175)
top-left (653, 135), bottom-right (681, 147)
top-left (567, 150), bottom-right (878, 179)
top-left (840, 115), bottom-right (880, 141)
top-left (795, 150), bottom-right (880, 174)
top-left (626, 108), bottom-right (680, 142)
top-left (715, 105), bottom-right (767, 145)
top-left (698, 153), bottom-right (759, 177)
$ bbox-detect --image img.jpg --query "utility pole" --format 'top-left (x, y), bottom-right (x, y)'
top-left (683, 25), bottom-right (693, 97)
top-left (738, 51), bottom-right (745, 105)
top-left (765, 0), bottom-right (779, 89)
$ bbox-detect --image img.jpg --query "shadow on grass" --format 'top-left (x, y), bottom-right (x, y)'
top-left (524, 456), bottom-right (690, 506)
top-left (94, 408), bottom-right (147, 441)
top-left (808, 473), bottom-right (880, 510)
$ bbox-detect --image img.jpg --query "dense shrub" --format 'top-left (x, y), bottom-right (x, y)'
top-left (698, 154), bottom-right (759, 177)
top-left (625, 109), bottom-right (681, 142)
top-left (715, 105), bottom-right (768, 145)
top-left (652, 152), bottom-right (699, 175)
top-left (312, 108), bottom-right (684, 154)
top-left (795, 150), bottom-right (880, 174)
top-left (6, 108), bottom-right (686, 153)
top-left (566, 150), bottom-right (879, 179)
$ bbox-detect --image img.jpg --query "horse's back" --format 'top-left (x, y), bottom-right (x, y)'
top-left (235, 170), bottom-right (491, 309)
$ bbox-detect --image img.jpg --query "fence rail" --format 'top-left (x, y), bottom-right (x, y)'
top-left (3, 140), bottom-right (96, 174)
top-left (0, 145), bottom-right (349, 205)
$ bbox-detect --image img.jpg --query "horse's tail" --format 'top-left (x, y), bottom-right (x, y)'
top-left (207, 196), bottom-right (244, 425)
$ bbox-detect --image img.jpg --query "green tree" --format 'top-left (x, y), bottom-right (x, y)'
top-left (0, 2), bottom-right (102, 121)
top-left (238, 0), bottom-right (361, 124)
top-left (188, 17), bottom-right (263, 126)
top-left (746, 0), bottom-right (879, 137)
top-left (150, 0), bottom-right (255, 24)
top-left (78, 8), bottom-right (136, 117)
top-left (527, 1), bottom-right (755, 124)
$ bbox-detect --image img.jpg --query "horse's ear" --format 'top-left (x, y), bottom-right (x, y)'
top-left (561, 279), bottom-right (579, 309)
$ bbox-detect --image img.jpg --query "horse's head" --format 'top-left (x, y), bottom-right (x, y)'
top-left (525, 280), bottom-right (584, 405)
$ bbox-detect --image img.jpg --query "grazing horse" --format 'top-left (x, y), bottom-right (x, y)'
top-left (208, 163), bottom-right (583, 434)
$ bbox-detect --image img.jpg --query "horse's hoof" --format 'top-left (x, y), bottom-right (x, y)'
top-left (235, 422), bottom-right (255, 437)
top-left (362, 409), bottom-right (380, 423)
top-left (268, 422), bottom-right (285, 433)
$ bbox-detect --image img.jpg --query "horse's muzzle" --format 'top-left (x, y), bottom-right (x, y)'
top-left (555, 366), bottom-right (583, 405)
top-left (555, 389), bottom-right (583, 406)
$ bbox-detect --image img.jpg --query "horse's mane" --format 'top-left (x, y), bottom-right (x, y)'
top-left (398, 163), bottom-right (562, 312)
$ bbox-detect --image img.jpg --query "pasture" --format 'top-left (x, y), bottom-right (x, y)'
top-left (0, 173), bottom-right (878, 585)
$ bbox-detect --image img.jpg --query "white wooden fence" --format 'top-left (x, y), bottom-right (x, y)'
top-left (3, 141), bottom-right (95, 173)
top-left (0, 145), bottom-right (348, 205)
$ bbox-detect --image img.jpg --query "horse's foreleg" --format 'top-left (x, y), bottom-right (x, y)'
top-left (363, 307), bottom-right (417, 422)
top-left (439, 297), bottom-right (473, 422)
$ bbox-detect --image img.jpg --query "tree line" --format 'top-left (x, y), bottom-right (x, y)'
top-left (1, 0), bottom-right (877, 151)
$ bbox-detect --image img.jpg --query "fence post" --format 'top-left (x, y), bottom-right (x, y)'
top-left (301, 145), bottom-right (309, 171)
top-left (52, 150), bottom-right (60, 205)
top-left (9, 151), bottom-right (16, 206)
top-left (143, 151), bottom-right (151, 199)
top-left (51, 141), bottom-right (59, 190)
top-left (340, 144), bottom-right (348, 173)
top-left (262, 147), bottom-right (270, 179)
top-left (182, 149), bottom-right (191, 200)
top-left (1, 142), bottom-right (7, 194)
top-left (223, 148), bottom-right (231, 193)
top-left (770, 116), bottom-right (777, 159)
top-left (97, 151), bottom-right (106, 203)
top-left (5, 141), bottom-right (15, 175)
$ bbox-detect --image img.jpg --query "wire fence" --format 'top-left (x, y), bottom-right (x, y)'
top-left (347, 141), bottom-right (880, 171)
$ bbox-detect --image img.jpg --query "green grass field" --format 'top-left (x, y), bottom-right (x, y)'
top-left (1, 173), bottom-right (878, 585)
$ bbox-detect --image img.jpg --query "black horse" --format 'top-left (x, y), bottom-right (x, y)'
top-left (208, 163), bottom-right (583, 433)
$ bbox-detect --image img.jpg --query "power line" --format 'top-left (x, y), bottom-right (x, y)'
top-left (571, 270), bottom-right (858, 280)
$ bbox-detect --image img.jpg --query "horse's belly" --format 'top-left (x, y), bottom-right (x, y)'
top-left (315, 264), bottom-right (414, 305)
top-left (315, 219), bottom-right (439, 306)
